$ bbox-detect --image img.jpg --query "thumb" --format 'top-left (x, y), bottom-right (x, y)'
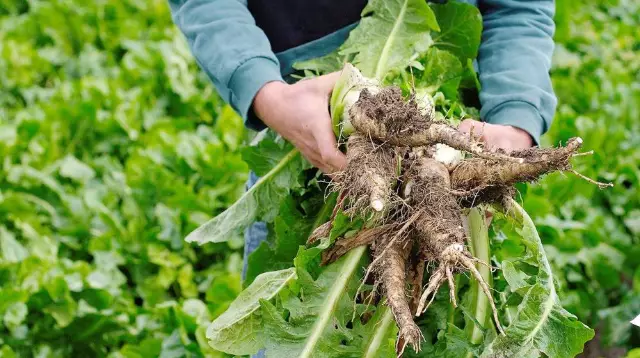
top-left (458, 119), bottom-right (486, 142)
top-left (314, 118), bottom-right (347, 173)
top-left (313, 71), bottom-right (341, 95)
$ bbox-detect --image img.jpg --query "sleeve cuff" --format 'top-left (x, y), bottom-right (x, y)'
top-left (484, 101), bottom-right (546, 146)
top-left (228, 57), bottom-right (284, 130)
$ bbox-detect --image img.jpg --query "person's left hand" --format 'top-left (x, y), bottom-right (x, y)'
top-left (458, 119), bottom-right (534, 151)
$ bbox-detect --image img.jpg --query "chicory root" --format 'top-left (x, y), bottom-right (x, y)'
top-left (309, 81), bottom-right (610, 353)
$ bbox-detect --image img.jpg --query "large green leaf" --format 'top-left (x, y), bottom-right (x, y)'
top-left (257, 250), bottom-right (360, 356)
top-left (207, 268), bottom-right (297, 355)
top-left (185, 131), bottom-right (307, 244)
top-left (430, 2), bottom-right (482, 61)
top-left (339, 0), bottom-right (439, 80)
top-left (207, 233), bottom-right (399, 357)
top-left (481, 201), bottom-right (594, 358)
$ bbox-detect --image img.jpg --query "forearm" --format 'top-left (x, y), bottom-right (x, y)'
top-left (477, 0), bottom-right (557, 145)
top-left (169, 0), bottom-right (283, 126)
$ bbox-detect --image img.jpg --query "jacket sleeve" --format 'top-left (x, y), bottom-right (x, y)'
top-left (477, 0), bottom-right (556, 145)
top-left (169, 0), bottom-right (283, 128)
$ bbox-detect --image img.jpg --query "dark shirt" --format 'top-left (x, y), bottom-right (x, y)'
top-left (248, 0), bottom-right (367, 53)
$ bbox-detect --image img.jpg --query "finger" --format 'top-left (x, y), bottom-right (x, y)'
top-left (300, 149), bottom-right (332, 174)
top-left (314, 125), bottom-right (347, 174)
top-left (458, 119), bottom-right (486, 142)
top-left (457, 119), bottom-right (477, 134)
top-left (300, 142), bottom-right (330, 169)
top-left (318, 142), bottom-right (347, 173)
top-left (297, 136), bottom-right (340, 175)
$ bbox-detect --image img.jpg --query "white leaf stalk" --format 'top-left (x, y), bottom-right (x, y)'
top-left (331, 64), bottom-right (380, 137)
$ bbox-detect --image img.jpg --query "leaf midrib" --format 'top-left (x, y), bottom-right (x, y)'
top-left (374, 0), bottom-right (410, 80)
top-left (363, 307), bottom-right (394, 358)
top-left (299, 246), bottom-right (367, 358)
top-left (511, 201), bottom-right (557, 351)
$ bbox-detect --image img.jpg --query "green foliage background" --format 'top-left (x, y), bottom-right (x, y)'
top-left (0, 0), bottom-right (637, 357)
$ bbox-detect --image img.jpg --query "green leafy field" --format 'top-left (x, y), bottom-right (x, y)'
top-left (0, 0), bottom-right (638, 357)
top-left (0, 0), bottom-right (248, 356)
top-left (531, 0), bottom-right (640, 353)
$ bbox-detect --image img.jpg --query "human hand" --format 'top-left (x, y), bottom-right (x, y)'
top-left (458, 119), bottom-right (534, 225)
top-left (458, 119), bottom-right (534, 151)
top-left (253, 72), bottom-right (347, 174)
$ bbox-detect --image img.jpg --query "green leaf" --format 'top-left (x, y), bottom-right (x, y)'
top-left (416, 47), bottom-right (463, 94)
top-left (159, 330), bottom-right (187, 358)
top-left (598, 292), bottom-right (640, 348)
top-left (205, 273), bottom-right (242, 306)
top-left (259, 246), bottom-right (370, 357)
top-left (245, 196), bottom-right (320, 285)
top-left (3, 302), bottom-right (28, 330)
top-left (0, 226), bottom-right (28, 264)
top-left (207, 268), bottom-right (297, 355)
top-left (59, 155), bottom-right (96, 182)
top-left (0, 345), bottom-right (17, 358)
top-left (481, 201), bottom-right (594, 358)
top-left (120, 338), bottom-right (163, 358)
top-left (294, 52), bottom-right (345, 75)
top-left (482, 283), bottom-right (594, 358)
top-left (208, 246), bottom-right (378, 357)
top-left (185, 131), bottom-right (306, 244)
top-left (627, 349), bottom-right (640, 358)
top-left (358, 307), bottom-right (398, 358)
top-left (340, 0), bottom-right (439, 79)
top-left (431, 2), bottom-right (482, 61)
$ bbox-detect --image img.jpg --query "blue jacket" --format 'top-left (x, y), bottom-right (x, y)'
top-left (169, 0), bottom-right (556, 145)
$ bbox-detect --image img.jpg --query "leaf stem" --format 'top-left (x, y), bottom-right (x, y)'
top-left (299, 246), bottom-right (367, 358)
top-left (466, 208), bottom-right (492, 358)
top-left (363, 306), bottom-right (395, 358)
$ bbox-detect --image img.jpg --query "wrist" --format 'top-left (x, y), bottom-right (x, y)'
top-left (253, 81), bottom-right (288, 123)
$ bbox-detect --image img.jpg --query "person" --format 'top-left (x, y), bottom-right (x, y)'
top-left (169, 0), bottom-right (555, 281)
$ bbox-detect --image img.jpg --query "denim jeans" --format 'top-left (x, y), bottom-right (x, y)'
top-left (242, 171), bottom-right (269, 280)
top-left (242, 171), bottom-right (268, 358)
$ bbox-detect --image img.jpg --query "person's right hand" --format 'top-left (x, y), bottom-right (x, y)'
top-left (252, 72), bottom-right (347, 174)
